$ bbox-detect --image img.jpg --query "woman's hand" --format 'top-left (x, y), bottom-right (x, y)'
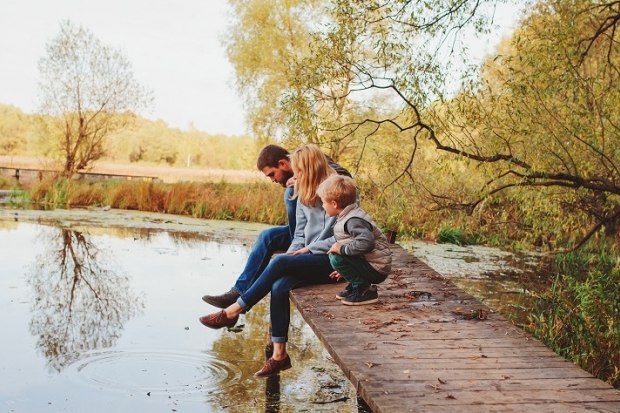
top-left (328, 242), bottom-right (342, 255)
top-left (329, 270), bottom-right (343, 281)
top-left (289, 246), bottom-right (310, 255)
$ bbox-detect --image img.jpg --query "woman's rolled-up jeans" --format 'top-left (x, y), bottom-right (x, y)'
top-left (237, 253), bottom-right (334, 343)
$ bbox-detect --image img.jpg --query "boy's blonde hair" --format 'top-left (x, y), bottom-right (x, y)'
top-left (317, 174), bottom-right (357, 207)
top-left (290, 144), bottom-right (335, 206)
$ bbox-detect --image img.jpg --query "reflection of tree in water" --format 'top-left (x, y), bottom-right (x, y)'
top-left (27, 227), bottom-right (144, 372)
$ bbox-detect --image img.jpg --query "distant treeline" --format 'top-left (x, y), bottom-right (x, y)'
top-left (0, 103), bottom-right (259, 170)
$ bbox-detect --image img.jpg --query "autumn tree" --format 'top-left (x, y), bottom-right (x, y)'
top-left (226, 0), bottom-right (399, 166)
top-left (427, 0), bottom-right (620, 249)
top-left (225, 0), bottom-right (333, 143)
top-left (37, 20), bottom-right (152, 176)
top-left (238, 0), bottom-right (619, 249)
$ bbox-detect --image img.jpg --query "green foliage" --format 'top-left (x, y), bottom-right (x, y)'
top-left (437, 227), bottom-right (469, 246)
top-left (0, 105), bottom-right (257, 170)
top-left (39, 178), bottom-right (71, 205)
top-left (528, 253), bottom-right (620, 387)
top-left (103, 118), bottom-right (258, 170)
top-left (0, 104), bottom-right (31, 155)
top-left (224, 0), bottom-right (322, 140)
top-left (228, 0), bottom-right (620, 253)
top-left (7, 187), bottom-right (31, 206)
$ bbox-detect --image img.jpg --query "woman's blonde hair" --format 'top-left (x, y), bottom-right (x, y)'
top-left (290, 144), bottom-right (336, 206)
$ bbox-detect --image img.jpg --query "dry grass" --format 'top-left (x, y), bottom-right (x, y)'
top-left (29, 178), bottom-right (287, 226)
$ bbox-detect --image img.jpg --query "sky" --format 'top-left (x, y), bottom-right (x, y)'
top-left (0, 1), bottom-right (523, 138)
top-left (0, 0), bottom-right (247, 136)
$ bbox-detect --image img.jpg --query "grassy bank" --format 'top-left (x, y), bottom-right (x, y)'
top-left (26, 177), bottom-right (287, 225)
top-left (13, 176), bottom-right (513, 247)
top-left (8, 175), bottom-right (615, 252)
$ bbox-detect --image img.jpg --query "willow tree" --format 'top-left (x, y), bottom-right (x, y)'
top-left (37, 21), bottom-right (152, 176)
top-left (224, 0), bottom-right (319, 142)
top-left (224, 0), bottom-right (371, 162)
top-left (427, 0), bottom-right (620, 249)
top-left (273, 0), bottom-right (620, 249)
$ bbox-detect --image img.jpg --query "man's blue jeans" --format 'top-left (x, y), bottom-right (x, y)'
top-left (232, 226), bottom-right (291, 295)
top-left (237, 253), bottom-right (334, 342)
top-left (231, 187), bottom-right (297, 295)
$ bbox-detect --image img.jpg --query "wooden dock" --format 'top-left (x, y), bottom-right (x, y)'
top-left (0, 166), bottom-right (160, 185)
top-left (290, 244), bottom-right (620, 412)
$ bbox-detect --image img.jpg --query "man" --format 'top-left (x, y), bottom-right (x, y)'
top-left (202, 144), bottom-right (350, 308)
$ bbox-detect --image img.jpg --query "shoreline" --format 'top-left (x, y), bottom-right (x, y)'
top-left (0, 206), bottom-right (272, 244)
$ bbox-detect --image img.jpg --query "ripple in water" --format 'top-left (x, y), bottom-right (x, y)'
top-left (66, 349), bottom-right (242, 399)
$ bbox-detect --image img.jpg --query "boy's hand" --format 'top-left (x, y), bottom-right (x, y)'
top-left (329, 270), bottom-right (343, 281)
top-left (290, 246), bottom-right (310, 255)
top-left (328, 242), bottom-right (342, 255)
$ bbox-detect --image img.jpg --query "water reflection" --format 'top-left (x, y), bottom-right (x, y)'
top-left (1, 216), bottom-right (361, 413)
top-left (403, 240), bottom-right (553, 324)
top-left (26, 227), bottom-right (145, 372)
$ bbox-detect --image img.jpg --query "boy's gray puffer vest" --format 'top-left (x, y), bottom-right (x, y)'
top-left (334, 204), bottom-right (392, 275)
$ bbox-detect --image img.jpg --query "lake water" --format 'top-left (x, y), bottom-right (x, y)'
top-left (0, 210), bottom-right (364, 413)
top-left (402, 240), bottom-right (551, 325)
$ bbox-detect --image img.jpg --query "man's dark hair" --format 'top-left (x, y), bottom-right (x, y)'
top-left (256, 145), bottom-right (290, 170)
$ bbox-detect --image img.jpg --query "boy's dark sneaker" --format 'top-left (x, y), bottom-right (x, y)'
top-left (342, 285), bottom-right (378, 306)
top-left (335, 283), bottom-right (353, 300)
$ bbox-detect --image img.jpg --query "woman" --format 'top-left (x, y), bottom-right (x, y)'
top-left (199, 144), bottom-right (338, 377)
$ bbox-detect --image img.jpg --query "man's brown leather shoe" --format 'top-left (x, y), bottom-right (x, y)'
top-left (202, 288), bottom-right (240, 308)
top-left (254, 355), bottom-right (292, 377)
top-left (199, 310), bottom-right (238, 329)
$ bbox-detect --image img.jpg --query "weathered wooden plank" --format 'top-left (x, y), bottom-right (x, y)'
top-left (375, 403), bottom-right (620, 413)
top-left (363, 376), bottom-right (617, 392)
top-left (318, 335), bottom-right (551, 351)
top-left (364, 387), bottom-right (620, 406)
top-left (289, 243), bottom-right (620, 412)
top-left (333, 345), bottom-right (557, 359)
top-left (353, 366), bottom-right (595, 382)
top-left (333, 354), bottom-right (575, 369)
top-left (362, 399), bottom-right (620, 413)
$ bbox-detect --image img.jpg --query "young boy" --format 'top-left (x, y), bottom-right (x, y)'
top-left (317, 174), bottom-right (392, 305)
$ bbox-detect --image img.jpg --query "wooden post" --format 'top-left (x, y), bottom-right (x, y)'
top-left (386, 229), bottom-right (397, 244)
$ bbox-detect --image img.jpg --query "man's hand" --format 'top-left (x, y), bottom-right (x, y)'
top-left (328, 242), bottom-right (342, 255)
top-left (289, 246), bottom-right (310, 255)
top-left (329, 270), bottom-right (343, 281)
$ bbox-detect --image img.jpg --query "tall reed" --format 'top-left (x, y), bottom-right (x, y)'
top-left (28, 178), bottom-right (287, 225)
top-left (527, 247), bottom-right (620, 387)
